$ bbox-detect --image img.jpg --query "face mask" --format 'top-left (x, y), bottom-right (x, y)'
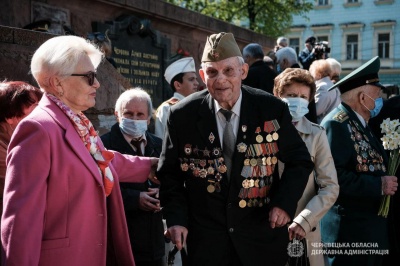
top-left (362, 93), bottom-right (383, 118)
top-left (281, 97), bottom-right (309, 122)
top-left (119, 118), bottom-right (148, 138)
top-left (276, 64), bottom-right (281, 74)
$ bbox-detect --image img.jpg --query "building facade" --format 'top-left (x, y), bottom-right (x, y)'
top-left (290, 0), bottom-right (399, 94)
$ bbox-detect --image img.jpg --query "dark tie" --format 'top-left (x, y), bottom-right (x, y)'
top-left (220, 109), bottom-right (235, 181)
top-left (131, 139), bottom-right (143, 156)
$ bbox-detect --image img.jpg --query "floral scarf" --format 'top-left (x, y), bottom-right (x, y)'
top-left (47, 93), bottom-right (114, 196)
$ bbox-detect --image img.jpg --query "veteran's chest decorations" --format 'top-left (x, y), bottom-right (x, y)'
top-left (348, 120), bottom-right (386, 173)
top-left (179, 133), bottom-right (227, 193)
top-left (238, 120), bottom-right (280, 208)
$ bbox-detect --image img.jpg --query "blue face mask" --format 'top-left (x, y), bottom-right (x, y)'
top-left (281, 97), bottom-right (309, 122)
top-left (276, 64), bottom-right (281, 74)
top-left (363, 93), bottom-right (383, 118)
top-left (119, 118), bottom-right (148, 138)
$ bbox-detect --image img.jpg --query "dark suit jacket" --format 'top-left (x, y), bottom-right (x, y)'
top-left (369, 95), bottom-right (400, 264)
top-left (320, 103), bottom-right (389, 265)
top-left (158, 86), bottom-right (313, 266)
top-left (242, 60), bottom-right (277, 94)
top-left (101, 123), bottom-right (164, 262)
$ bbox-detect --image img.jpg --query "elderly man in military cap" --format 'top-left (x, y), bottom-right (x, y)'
top-left (320, 56), bottom-right (398, 266)
top-left (158, 32), bottom-right (313, 266)
top-left (155, 57), bottom-right (199, 139)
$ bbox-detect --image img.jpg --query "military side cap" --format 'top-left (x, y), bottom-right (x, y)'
top-left (201, 32), bottom-right (242, 62)
top-left (328, 56), bottom-right (384, 93)
top-left (164, 57), bottom-right (196, 84)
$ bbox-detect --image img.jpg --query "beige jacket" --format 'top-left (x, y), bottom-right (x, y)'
top-left (280, 117), bottom-right (339, 266)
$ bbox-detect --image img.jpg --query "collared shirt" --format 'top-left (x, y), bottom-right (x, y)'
top-left (122, 131), bottom-right (147, 155)
top-left (213, 91), bottom-right (242, 147)
top-left (155, 92), bottom-right (185, 139)
top-left (353, 111), bottom-right (367, 128)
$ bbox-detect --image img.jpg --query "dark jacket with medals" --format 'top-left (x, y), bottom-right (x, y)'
top-left (101, 123), bottom-right (165, 262)
top-left (242, 60), bottom-right (277, 94)
top-left (320, 102), bottom-right (389, 265)
top-left (158, 85), bottom-right (313, 266)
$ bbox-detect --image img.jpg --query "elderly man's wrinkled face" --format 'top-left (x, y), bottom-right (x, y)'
top-left (60, 55), bottom-right (100, 114)
top-left (200, 57), bottom-right (248, 109)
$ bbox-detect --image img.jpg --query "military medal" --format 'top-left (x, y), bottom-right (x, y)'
top-left (213, 148), bottom-right (221, 157)
top-left (244, 158), bottom-right (250, 166)
top-left (209, 132), bottom-right (215, 144)
top-left (199, 168), bottom-right (207, 178)
top-left (237, 142), bottom-right (247, 153)
top-left (207, 165), bottom-right (215, 175)
top-left (266, 134), bottom-right (273, 143)
top-left (218, 164), bottom-right (227, 174)
top-left (184, 144), bottom-right (192, 155)
top-left (272, 132), bottom-right (279, 141)
top-left (239, 199), bottom-right (247, 208)
top-left (250, 158), bottom-right (257, 166)
top-left (255, 127), bottom-right (263, 143)
top-left (207, 182), bottom-right (215, 193)
top-left (271, 156), bottom-right (278, 165)
top-left (369, 165), bottom-right (375, 172)
top-left (181, 163), bottom-right (189, 171)
top-left (203, 148), bottom-right (210, 157)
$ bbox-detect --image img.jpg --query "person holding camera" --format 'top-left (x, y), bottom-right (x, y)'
top-left (298, 36), bottom-right (318, 70)
top-left (101, 88), bottom-right (165, 266)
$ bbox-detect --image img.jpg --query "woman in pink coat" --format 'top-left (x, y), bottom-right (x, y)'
top-left (1, 35), bottom-right (158, 265)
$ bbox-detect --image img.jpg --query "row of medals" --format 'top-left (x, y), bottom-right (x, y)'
top-left (349, 121), bottom-right (386, 173)
top-left (238, 130), bottom-right (279, 208)
top-left (180, 146), bottom-right (227, 193)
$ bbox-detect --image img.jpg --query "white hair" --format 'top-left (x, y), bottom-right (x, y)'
top-left (275, 47), bottom-right (298, 66)
top-left (276, 36), bottom-right (288, 47)
top-left (31, 35), bottom-right (103, 90)
top-left (326, 58), bottom-right (342, 75)
top-left (115, 87), bottom-right (153, 119)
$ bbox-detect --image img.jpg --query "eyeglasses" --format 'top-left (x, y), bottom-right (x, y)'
top-left (71, 71), bottom-right (97, 86)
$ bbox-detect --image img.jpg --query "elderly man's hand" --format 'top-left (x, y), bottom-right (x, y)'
top-left (288, 222), bottom-right (306, 240)
top-left (382, 175), bottom-right (398, 195)
top-left (148, 157), bottom-right (160, 185)
top-left (269, 207), bottom-right (290, 229)
top-left (164, 225), bottom-right (188, 250)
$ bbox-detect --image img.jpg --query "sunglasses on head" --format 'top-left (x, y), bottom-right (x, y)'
top-left (71, 71), bottom-right (97, 86)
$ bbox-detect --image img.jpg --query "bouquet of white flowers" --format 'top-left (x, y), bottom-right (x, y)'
top-left (378, 118), bottom-right (400, 218)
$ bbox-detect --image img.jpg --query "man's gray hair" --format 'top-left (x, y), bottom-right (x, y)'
top-left (115, 87), bottom-right (153, 119)
top-left (276, 47), bottom-right (298, 66)
top-left (242, 43), bottom-right (264, 60)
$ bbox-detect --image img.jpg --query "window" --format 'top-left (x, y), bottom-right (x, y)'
top-left (317, 0), bottom-right (329, 5)
top-left (346, 35), bottom-right (358, 60)
top-left (347, 0), bottom-right (358, 2)
top-left (289, 38), bottom-right (300, 55)
top-left (378, 33), bottom-right (390, 58)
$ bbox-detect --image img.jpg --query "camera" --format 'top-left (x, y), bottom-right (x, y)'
top-left (314, 41), bottom-right (331, 59)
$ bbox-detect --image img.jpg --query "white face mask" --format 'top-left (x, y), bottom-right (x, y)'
top-left (281, 97), bottom-right (309, 122)
top-left (119, 118), bottom-right (148, 138)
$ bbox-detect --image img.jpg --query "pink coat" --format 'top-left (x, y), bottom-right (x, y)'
top-left (1, 95), bottom-right (152, 265)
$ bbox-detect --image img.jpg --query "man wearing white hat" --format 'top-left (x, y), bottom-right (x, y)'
top-left (155, 57), bottom-right (199, 139)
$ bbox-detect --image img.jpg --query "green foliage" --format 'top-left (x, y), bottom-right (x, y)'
top-left (166, 0), bottom-right (313, 37)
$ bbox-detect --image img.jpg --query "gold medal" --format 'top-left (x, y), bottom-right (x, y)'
top-left (272, 132), bottom-right (279, 141)
top-left (256, 135), bottom-right (263, 143)
top-left (266, 134), bottom-right (273, 143)
top-left (266, 157), bottom-right (272, 166)
top-left (239, 200), bottom-right (247, 208)
top-left (250, 158), bottom-right (257, 166)
top-left (362, 164), bottom-right (368, 172)
top-left (244, 159), bottom-right (250, 166)
top-left (255, 179), bottom-right (260, 187)
top-left (207, 166), bottom-right (215, 175)
top-left (271, 156), bottom-right (278, 165)
top-left (207, 184), bottom-right (215, 193)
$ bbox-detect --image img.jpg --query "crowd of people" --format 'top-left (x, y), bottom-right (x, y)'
top-left (0, 31), bottom-right (398, 266)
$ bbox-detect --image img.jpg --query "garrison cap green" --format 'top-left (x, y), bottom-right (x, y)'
top-left (329, 56), bottom-right (384, 93)
top-left (201, 32), bottom-right (242, 62)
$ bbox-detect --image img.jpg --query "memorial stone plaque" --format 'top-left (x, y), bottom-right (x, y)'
top-left (93, 15), bottom-right (170, 107)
